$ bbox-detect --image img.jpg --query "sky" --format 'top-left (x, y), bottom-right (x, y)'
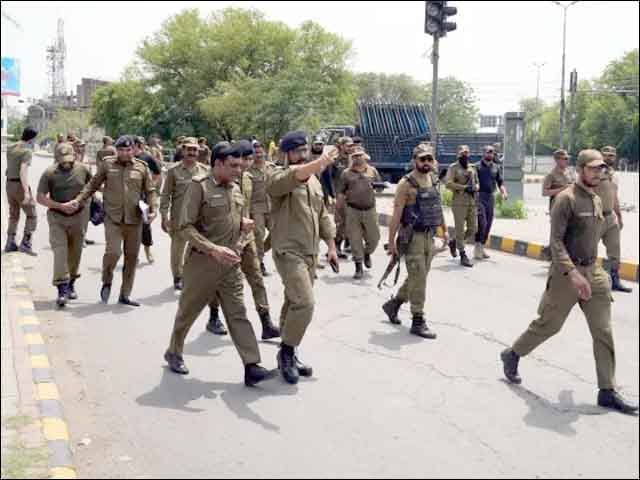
top-left (2, 0), bottom-right (639, 115)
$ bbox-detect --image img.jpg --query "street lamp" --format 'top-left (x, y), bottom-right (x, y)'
top-left (532, 61), bottom-right (546, 173)
top-left (552, 0), bottom-right (580, 149)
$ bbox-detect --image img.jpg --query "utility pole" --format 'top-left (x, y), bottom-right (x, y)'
top-left (431, 35), bottom-right (439, 147)
top-left (568, 69), bottom-right (578, 159)
top-left (552, 1), bottom-right (580, 149)
top-left (532, 62), bottom-right (546, 173)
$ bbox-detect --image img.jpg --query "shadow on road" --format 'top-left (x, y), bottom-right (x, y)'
top-left (184, 331), bottom-right (233, 357)
top-left (503, 381), bottom-right (607, 436)
top-left (136, 368), bottom-right (297, 432)
top-left (136, 286), bottom-right (178, 307)
top-left (368, 328), bottom-right (425, 351)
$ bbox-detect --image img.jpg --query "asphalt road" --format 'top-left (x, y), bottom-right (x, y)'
top-left (1, 151), bottom-right (639, 478)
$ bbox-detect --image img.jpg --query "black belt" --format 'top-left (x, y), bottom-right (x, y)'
top-left (571, 257), bottom-right (596, 267)
top-left (50, 206), bottom-right (84, 217)
top-left (603, 210), bottom-right (613, 217)
top-left (412, 226), bottom-right (435, 233)
top-left (6, 178), bottom-right (21, 182)
top-left (347, 203), bottom-right (374, 212)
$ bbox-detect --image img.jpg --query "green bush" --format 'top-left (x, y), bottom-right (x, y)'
top-left (441, 189), bottom-right (453, 207)
top-left (495, 193), bottom-right (527, 219)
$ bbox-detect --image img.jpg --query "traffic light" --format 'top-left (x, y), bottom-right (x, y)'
top-left (425, 1), bottom-right (458, 37)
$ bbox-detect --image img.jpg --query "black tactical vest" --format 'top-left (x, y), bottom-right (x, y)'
top-left (401, 175), bottom-right (443, 232)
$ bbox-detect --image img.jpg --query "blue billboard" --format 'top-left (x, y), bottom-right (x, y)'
top-left (1, 57), bottom-right (21, 96)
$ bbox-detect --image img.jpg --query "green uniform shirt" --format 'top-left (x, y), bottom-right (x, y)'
top-left (248, 161), bottom-right (275, 215)
top-left (5, 141), bottom-right (32, 180)
top-left (543, 166), bottom-right (575, 210)
top-left (550, 182), bottom-right (605, 275)
top-left (339, 165), bottom-right (381, 210)
top-left (75, 157), bottom-right (157, 225)
top-left (37, 162), bottom-right (92, 205)
top-left (594, 167), bottom-right (617, 213)
top-left (445, 161), bottom-right (479, 206)
top-left (160, 161), bottom-right (210, 228)
top-left (177, 174), bottom-right (244, 255)
top-left (267, 167), bottom-right (335, 256)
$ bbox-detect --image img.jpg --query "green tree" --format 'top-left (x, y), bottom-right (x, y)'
top-left (424, 77), bottom-right (479, 132)
top-left (354, 72), bottom-right (425, 103)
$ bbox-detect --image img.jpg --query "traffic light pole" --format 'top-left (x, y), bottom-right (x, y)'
top-left (431, 34), bottom-right (439, 147)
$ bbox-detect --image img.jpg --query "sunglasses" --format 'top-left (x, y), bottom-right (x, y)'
top-left (416, 156), bottom-right (434, 162)
top-left (185, 147), bottom-right (199, 152)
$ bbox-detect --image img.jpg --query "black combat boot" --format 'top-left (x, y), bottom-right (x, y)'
top-left (19, 234), bottom-right (37, 256)
top-left (353, 261), bottom-right (364, 279)
top-left (500, 348), bottom-right (522, 384)
top-left (118, 295), bottom-right (141, 307)
top-left (382, 296), bottom-right (403, 325)
top-left (410, 314), bottom-right (437, 339)
top-left (244, 363), bottom-right (277, 387)
top-left (336, 238), bottom-right (347, 259)
top-left (277, 344), bottom-right (299, 385)
top-left (56, 283), bottom-right (69, 308)
top-left (4, 234), bottom-right (18, 253)
top-left (100, 284), bottom-right (111, 304)
top-left (448, 238), bottom-right (458, 258)
top-left (459, 250), bottom-right (473, 267)
top-left (611, 268), bottom-right (632, 293)
top-left (206, 306), bottom-right (228, 335)
top-left (344, 239), bottom-right (351, 253)
top-left (164, 351), bottom-right (189, 375)
top-left (597, 389), bottom-right (639, 414)
top-left (364, 253), bottom-right (372, 269)
top-left (294, 351), bottom-right (313, 377)
top-left (173, 277), bottom-right (183, 291)
top-left (68, 279), bottom-right (78, 300)
top-left (260, 261), bottom-right (270, 277)
top-left (259, 310), bottom-right (280, 340)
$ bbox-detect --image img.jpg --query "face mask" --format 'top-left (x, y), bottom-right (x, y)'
top-left (311, 146), bottom-right (324, 154)
top-left (60, 161), bottom-right (74, 170)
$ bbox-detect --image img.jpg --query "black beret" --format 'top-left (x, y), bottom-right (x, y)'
top-left (280, 131), bottom-right (307, 153)
top-left (21, 127), bottom-right (38, 142)
top-left (236, 139), bottom-right (254, 157)
top-left (115, 135), bottom-right (134, 148)
top-left (212, 141), bottom-right (233, 160)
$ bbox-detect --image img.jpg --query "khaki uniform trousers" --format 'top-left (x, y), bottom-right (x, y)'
top-left (169, 229), bottom-right (188, 279)
top-left (345, 206), bottom-right (380, 262)
top-left (6, 181), bottom-right (37, 236)
top-left (168, 250), bottom-right (261, 364)
top-left (601, 213), bottom-right (621, 269)
top-left (273, 251), bottom-right (316, 347)
top-left (211, 240), bottom-right (269, 314)
top-left (512, 265), bottom-right (616, 390)
top-left (48, 210), bottom-right (85, 286)
top-left (252, 211), bottom-right (271, 262)
top-left (395, 231), bottom-right (435, 315)
top-left (452, 201), bottom-right (477, 248)
top-left (102, 217), bottom-right (142, 297)
top-left (335, 204), bottom-right (346, 242)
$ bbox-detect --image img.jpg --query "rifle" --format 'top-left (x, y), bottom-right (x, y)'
top-left (377, 221), bottom-right (414, 289)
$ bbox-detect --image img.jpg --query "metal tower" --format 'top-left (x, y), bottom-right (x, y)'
top-left (46, 19), bottom-right (66, 103)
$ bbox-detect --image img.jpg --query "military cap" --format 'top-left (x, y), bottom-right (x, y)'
top-left (351, 146), bottom-right (370, 161)
top-left (553, 149), bottom-right (569, 159)
top-left (183, 137), bottom-right (199, 148)
top-left (576, 149), bottom-right (605, 168)
top-left (212, 141), bottom-right (233, 160)
top-left (235, 139), bottom-right (254, 157)
top-left (115, 135), bottom-right (134, 148)
top-left (312, 135), bottom-right (325, 145)
top-left (413, 143), bottom-right (435, 159)
top-left (337, 136), bottom-right (354, 146)
top-left (21, 127), bottom-right (38, 142)
top-left (601, 146), bottom-right (616, 155)
top-left (280, 131), bottom-right (308, 152)
top-left (457, 144), bottom-right (470, 154)
top-left (103, 136), bottom-right (114, 144)
top-left (352, 136), bottom-right (363, 144)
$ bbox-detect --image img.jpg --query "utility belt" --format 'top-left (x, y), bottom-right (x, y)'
top-left (571, 256), bottom-right (597, 267)
top-left (49, 206), bottom-right (85, 218)
top-left (347, 203), bottom-right (374, 212)
top-left (603, 210), bottom-right (613, 217)
top-left (409, 224), bottom-right (435, 234)
top-left (6, 178), bottom-right (21, 182)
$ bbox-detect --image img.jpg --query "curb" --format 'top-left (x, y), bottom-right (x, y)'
top-left (2, 254), bottom-right (77, 479)
top-left (377, 212), bottom-right (639, 283)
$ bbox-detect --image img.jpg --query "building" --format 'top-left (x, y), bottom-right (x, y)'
top-left (76, 78), bottom-right (109, 108)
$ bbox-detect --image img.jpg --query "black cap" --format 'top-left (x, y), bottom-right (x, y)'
top-left (115, 135), bottom-right (134, 148)
top-left (280, 131), bottom-right (307, 152)
top-left (212, 141), bottom-right (233, 160)
top-left (21, 127), bottom-right (38, 142)
top-left (235, 139), bottom-right (254, 157)
top-left (352, 136), bottom-right (363, 144)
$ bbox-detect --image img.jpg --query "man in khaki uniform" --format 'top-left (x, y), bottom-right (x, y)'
top-left (248, 140), bottom-right (275, 276)
top-left (542, 149), bottom-right (575, 211)
top-left (96, 136), bottom-right (117, 172)
top-left (164, 144), bottom-right (275, 387)
top-left (66, 135), bottom-right (157, 306)
top-left (4, 127), bottom-right (38, 255)
top-left (161, 137), bottom-right (210, 290)
top-left (267, 131), bottom-right (338, 385)
top-left (337, 147), bottom-right (381, 279)
top-left (53, 133), bottom-right (68, 163)
top-left (330, 136), bottom-right (355, 259)
top-left (501, 150), bottom-right (638, 415)
top-left (595, 146), bottom-right (632, 293)
top-left (148, 135), bottom-right (164, 166)
top-left (207, 140), bottom-right (280, 340)
top-left (71, 139), bottom-right (95, 246)
top-left (36, 144), bottom-right (92, 307)
top-left (382, 144), bottom-right (447, 338)
top-left (445, 145), bottom-right (479, 267)
top-left (197, 137), bottom-right (211, 166)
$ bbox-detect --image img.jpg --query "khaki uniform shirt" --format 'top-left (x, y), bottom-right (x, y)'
top-left (6, 141), bottom-right (31, 180)
top-left (96, 147), bottom-right (117, 171)
top-left (339, 165), bottom-right (381, 210)
top-left (197, 146), bottom-right (211, 166)
top-left (38, 162), bottom-right (92, 206)
top-left (330, 153), bottom-right (351, 194)
top-left (543, 166), bottom-right (574, 210)
top-left (76, 157), bottom-right (157, 225)
top-left (160, 161), bottom-right (210, 229)
top-left (594, 167), bottom-right (617, 213)
top-left (177, 174), bottom-right (244, 255)
top-left (267, 167), bottom-right (336, 256)
top-left (248, 162), bottom-right (275, 215)
top-left (550, 182), bottom-right (605, 275)
top-left (394, 170), bottom-right (435, 211)
top-left (445, 162), bottom-right (479, 206)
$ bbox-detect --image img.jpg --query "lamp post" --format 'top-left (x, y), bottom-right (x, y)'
top-left (532, 62), bottom-right (546, 173)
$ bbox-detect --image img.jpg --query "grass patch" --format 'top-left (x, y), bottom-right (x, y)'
top-left (3, 415), bottom-right (35, 430)
top-left (1, 441), bottom-right (48, 479)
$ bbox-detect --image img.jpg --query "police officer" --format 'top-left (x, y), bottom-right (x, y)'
top-left (66, 135), bottom-right (158, 306)
top-left (197, 137), bottom-right (211, 166)
top-left (501, 150), bottom-right (638, 415)
top-left (134, 136), bottom-right (162, 264)
top-left (267, 131), bottom-right (338, 384)
top-left (164, 143), bottom-right (275, 387)
top-left (330, 136), bottom-right (355, 258)
top-left (160, 137), bottom-right (210, 290)
top-left (542, 149), bottom-right (575, 211)
top-left (53, 133), bottom-right (68, 163)
top-left (382, 144), bottom-right (447, 338)
top-left (337, 147), bottom-right (381, 279)
top-left (248, 139), bottom-right (275, 276)
top-left (70, 139), bottom-right (95, 246)
top-left (4, 127), bottom-right (38, 255)
top-left (36, 143), bottom-right (92, 307)
top-left (474, 145), bottom-right (507, 260)
top-left (596, 146), bottom-right (632, 293)
top-left (445, 145), bottom-right (479, 267)
top-left (148, 135), bottom-right (164, 166)
top-left (96, 136), bottom-right (117, 172)
top-left (207, 140), bottom-right (280, 340)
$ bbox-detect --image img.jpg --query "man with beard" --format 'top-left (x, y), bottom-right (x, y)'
top-left (445, 145), bottom-right (479, 267)
top-left (382, 144), bottom-right (447, 337)
top-left (501, 150), bottom-right (637, 415)
top-left (543, 149), bottom-right (575, 211)
top-left (330, 136), bottom-right (355, 259)
top-left (36, 143), bottom-right (92, 306)
top-left (267, 131), bottom-right (338, 384)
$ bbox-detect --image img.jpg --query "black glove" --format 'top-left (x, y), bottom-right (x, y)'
top-left (464, 185), bottom-right (475, 194)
